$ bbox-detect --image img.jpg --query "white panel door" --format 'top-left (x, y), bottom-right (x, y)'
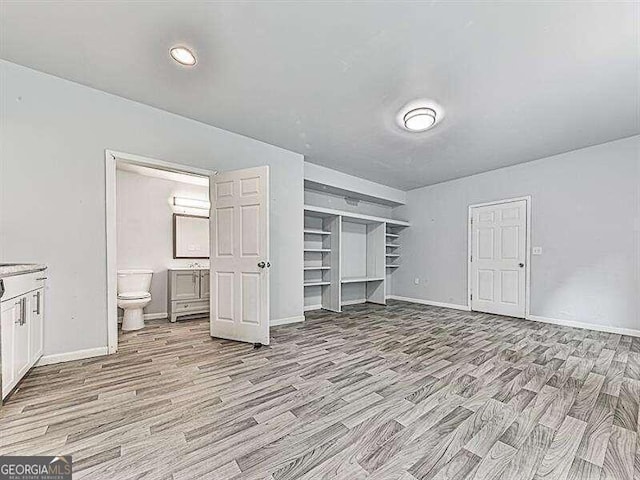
top-left (471, 199), bottom-right (527, 318)
top-left (210, 166), bottom-right (270, 345)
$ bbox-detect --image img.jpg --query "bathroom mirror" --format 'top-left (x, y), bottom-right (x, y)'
top-left (173, 214), bottom-right (210, 259)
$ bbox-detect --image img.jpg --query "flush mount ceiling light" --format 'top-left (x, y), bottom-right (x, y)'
top-left (170, 46), bottom-right (197, 66)
top-left (403, 107), bottom-right (437, 132)
top-left (397, 99), bottom-right (444, 133)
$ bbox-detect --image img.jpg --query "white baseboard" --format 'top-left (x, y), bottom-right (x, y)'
top-left (387, 295), bottom-right (471, 311)
top-left (271, 315), bottom-right (305, 326)
top-left (36, 346), bottom-right (110, 366)
top-left (341, 299), bottom-right (367, 306)
top-left (387, 296), bottom-right (639, 337)
top-left (527, 315), bottom-right (640, 338)
top-left (304, 304), bottom-right (322, 312)
top-left (118, 312), bottom-right (168, 323)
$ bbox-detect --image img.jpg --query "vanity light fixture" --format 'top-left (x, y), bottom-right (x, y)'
top-left (173, 197), bottom-right (210, 210)
top-left (170, 46), bottom-right (197, 66)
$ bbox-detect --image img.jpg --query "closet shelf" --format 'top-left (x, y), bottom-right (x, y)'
top-left (304, 266), bottom-right (331, 270)
top-left (304, 205), bottom-right (410, 227)
top-left (304, 248), bottom-right (331, 253)
top-left (304, 229), bottom-right (331, 235)
top-left (386, 244), bottom-right (400, 248)
top-left (386, 265), bottom-right (400, 269)
top-left (341, 277), bottom-right (385, 284)
top-left (386, 254), bottom-right (400, 258)
top-left (304, 281), bottom-right (331, 287)
top-left (386, 233), bottom-right (399, 238)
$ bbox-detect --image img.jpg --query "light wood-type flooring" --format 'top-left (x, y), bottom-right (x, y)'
top-left (0, 301), bottom-right (638, 479)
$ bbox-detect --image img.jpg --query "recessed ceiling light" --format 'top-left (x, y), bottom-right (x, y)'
top-left (403, 108), bottom-right (437, 132)
top-left (170, 46), bottom-right (196, 66)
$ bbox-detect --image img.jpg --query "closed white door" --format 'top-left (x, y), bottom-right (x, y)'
top-left (471, 199), bottom-right (527, 318)
top-left (209, 166), bottom-right (270, 345)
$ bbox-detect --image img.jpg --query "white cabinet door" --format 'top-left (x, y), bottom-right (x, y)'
top-left (171, 271), bottom-right (200, 300)
top-left (30, 288), bottom-right (44, 362)
top-left (471, 199), bottom-right (527, 318)
top-left (1, 300), bottom-right (17, 397)
top-left (210, 166), bottom-right (270, 345)
top-left (11, 296), bottom-right (31, 381)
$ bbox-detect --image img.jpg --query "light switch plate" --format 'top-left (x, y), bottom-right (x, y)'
top-left (532, 247), bottom-right (542, 255)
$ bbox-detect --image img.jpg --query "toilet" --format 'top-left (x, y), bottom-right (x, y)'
top-left (117, 269), bottom-right (153, 331)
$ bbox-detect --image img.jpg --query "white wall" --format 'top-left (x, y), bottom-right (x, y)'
top-left (392, 135), bottom-right (640, 332)
top-left (304, 162), bottom-right (406, 206)
top-left (0, 60), bottom-right (304, 357)
top-left (116, 169), bottom-right (209, 315)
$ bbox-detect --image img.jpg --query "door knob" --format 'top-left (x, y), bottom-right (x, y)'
top-left (258, 261), bottom-right (266, 269)
top-left (518, 263), bottom-right (524, 268)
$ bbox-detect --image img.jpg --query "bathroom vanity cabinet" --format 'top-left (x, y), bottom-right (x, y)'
top-left (0, 267), bottom-right (46, 400)
top-left (167, 268), bottom-right (210, 323)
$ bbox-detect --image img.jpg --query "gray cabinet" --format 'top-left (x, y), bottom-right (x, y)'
top-left (200, 271), bottom-right (210, 299)
top-left (171, 270), bottom-right (200, 300)
top-left (168, 269), bottom-right (210, 323)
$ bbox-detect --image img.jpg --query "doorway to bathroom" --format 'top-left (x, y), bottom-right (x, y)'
top-left (107, 151), bottom-right (212, 353)
top-left (105, 150), bottom-right (272, 355)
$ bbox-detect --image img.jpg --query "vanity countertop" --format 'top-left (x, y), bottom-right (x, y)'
top-left (0, 264), bottom-right (47, 278)
top-left (168, 266), bottom-right (210, 271)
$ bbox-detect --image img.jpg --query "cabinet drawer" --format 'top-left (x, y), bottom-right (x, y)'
top-left (172, 299), bottom-right (209, 314)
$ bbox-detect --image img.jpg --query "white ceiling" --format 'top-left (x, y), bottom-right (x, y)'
top-left (1, 2), bottom-right (638, 190)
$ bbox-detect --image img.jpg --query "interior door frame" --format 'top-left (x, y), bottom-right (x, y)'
top-left (467, 196), bottom-right (531, 319)
top-left (104, 150), bottom-right (215, 354)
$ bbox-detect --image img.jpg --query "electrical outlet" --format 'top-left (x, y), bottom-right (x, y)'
top-left (532, 247), bottom-right (542, 255)
top-left (414, 278), bottom-right (420, 285)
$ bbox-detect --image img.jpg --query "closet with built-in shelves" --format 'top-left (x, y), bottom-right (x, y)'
top-left (303, 204), bottom-right (409, 313)
top-left (304, 213), bottom-right (340, 311)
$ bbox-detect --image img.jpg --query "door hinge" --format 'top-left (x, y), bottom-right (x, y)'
top-left (470, 294), bottom-right (473, 300)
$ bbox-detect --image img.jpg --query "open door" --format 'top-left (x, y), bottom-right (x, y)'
top-left (209, 166), bottom-right (270, 345)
